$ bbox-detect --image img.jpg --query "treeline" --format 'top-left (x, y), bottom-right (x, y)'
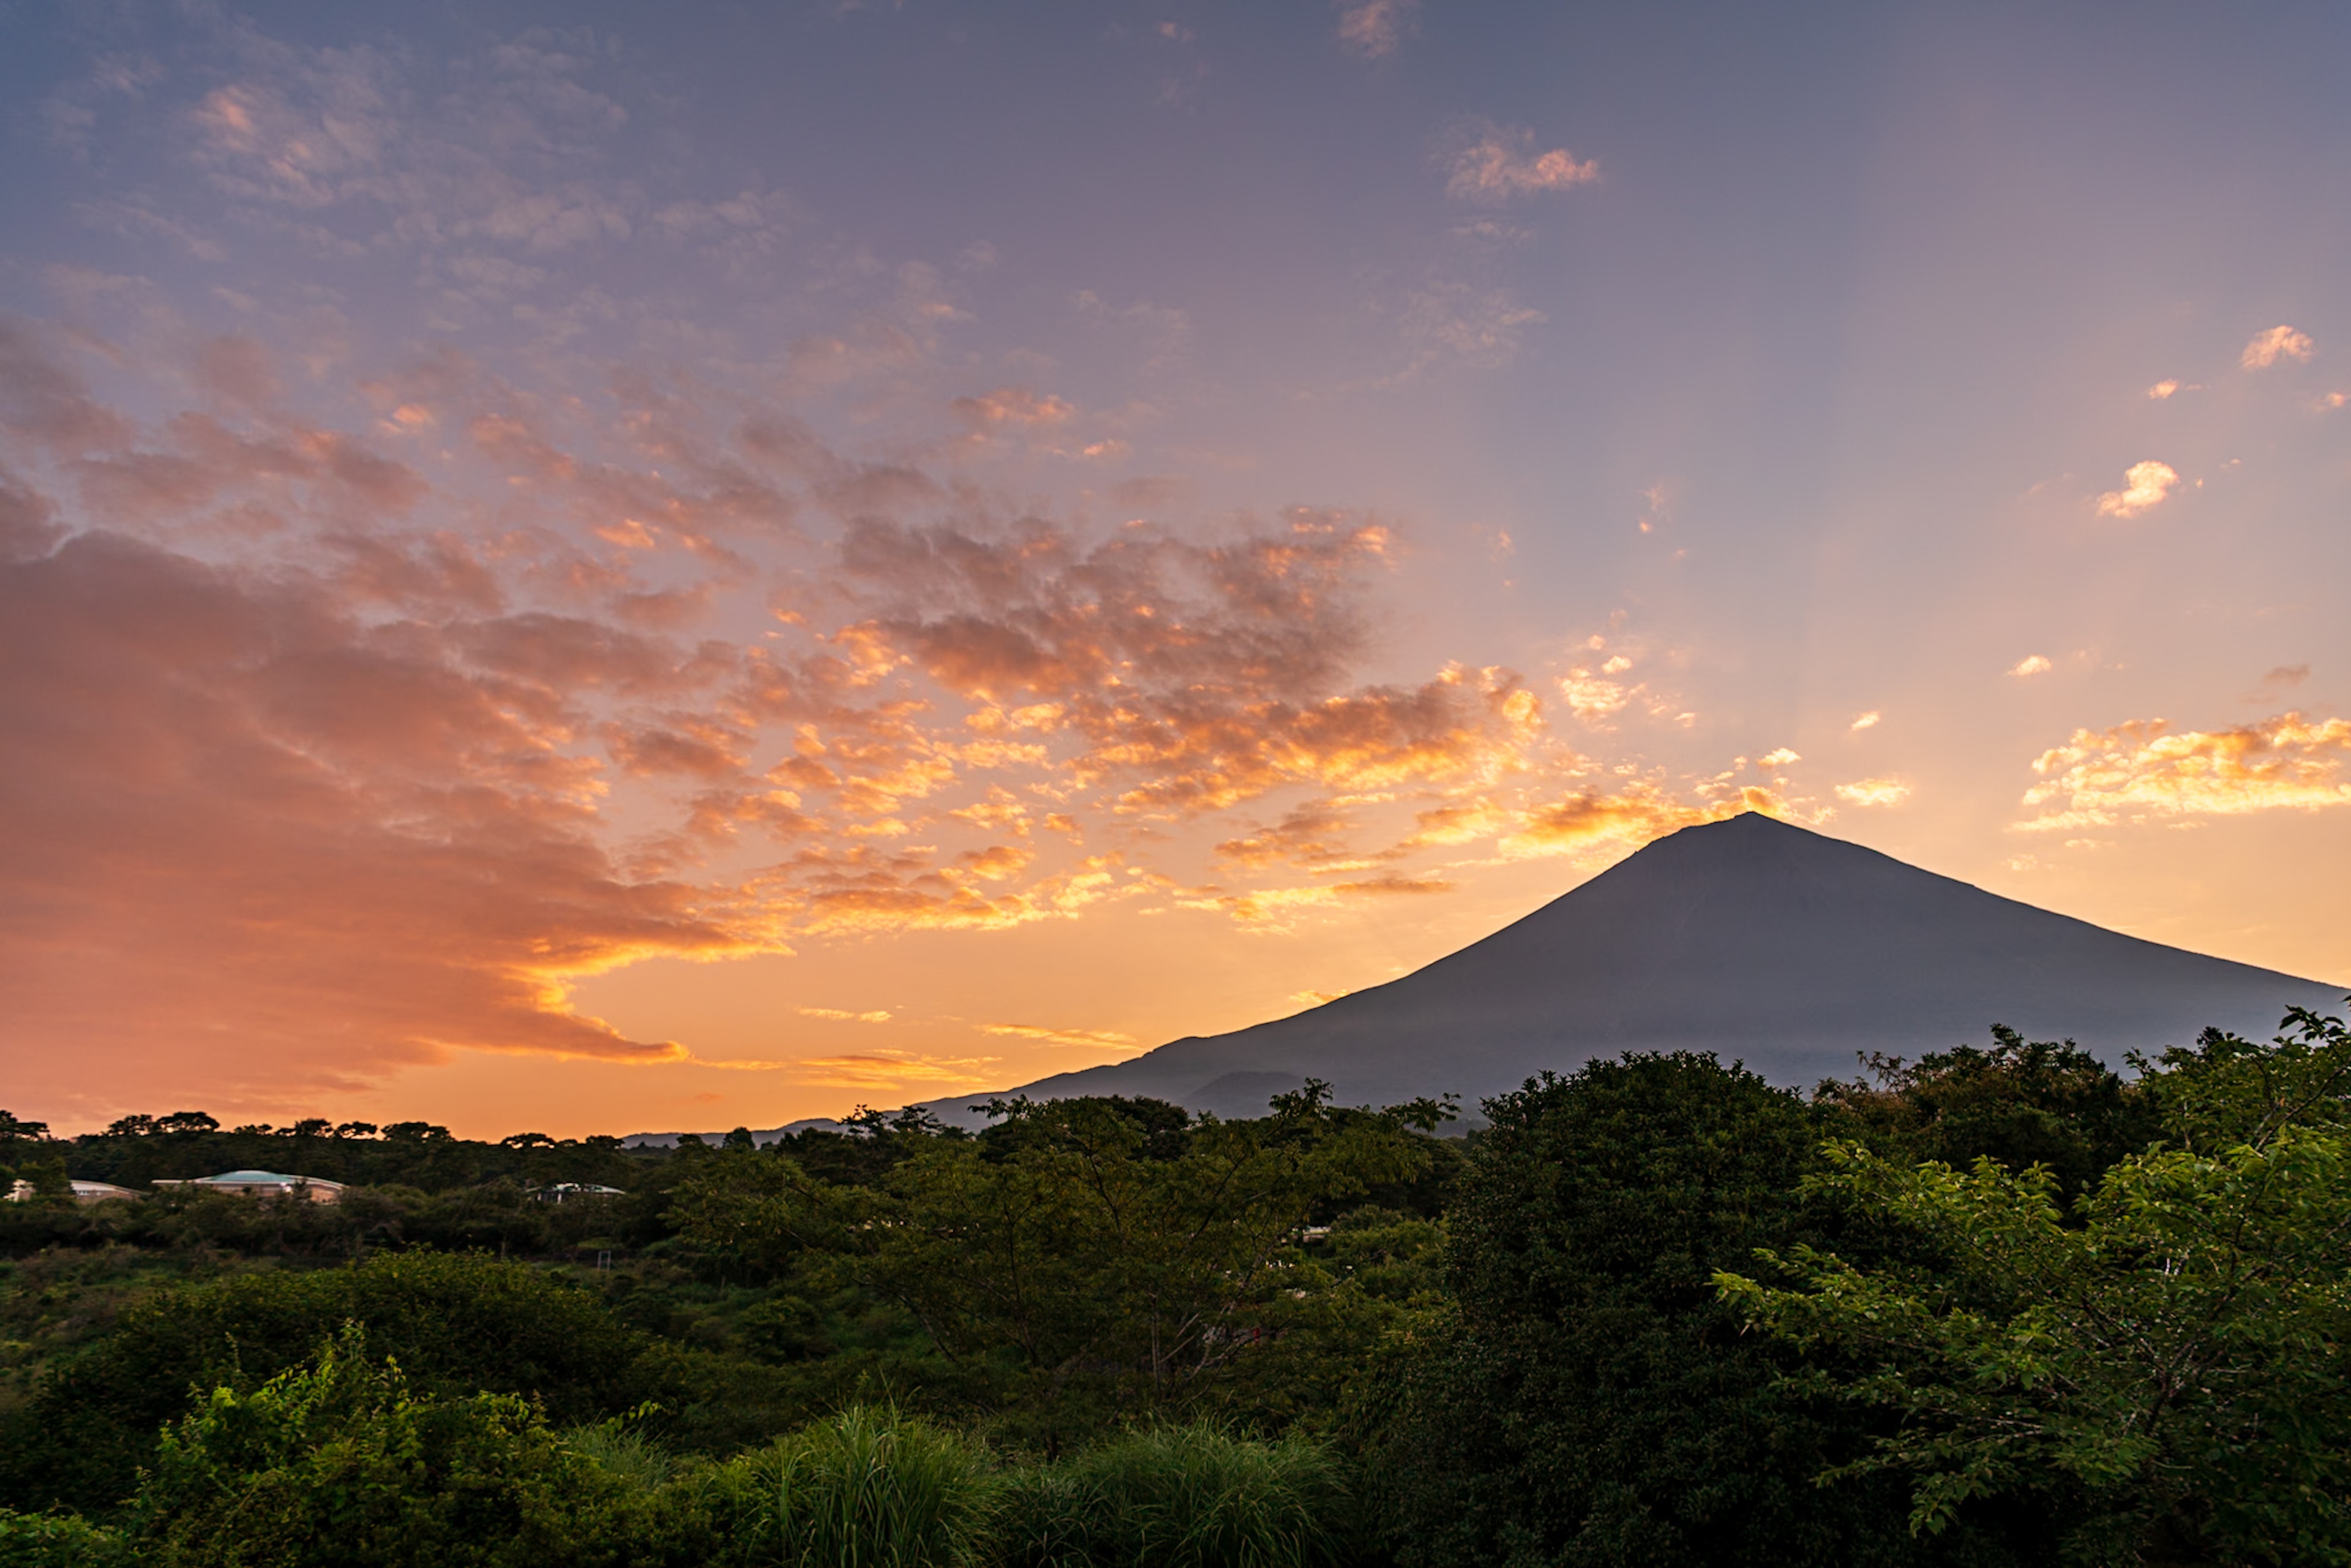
top-left (4, 1007), bottom-right (2351, 1565)
top-left (0, 1109), bottom-right (663, 1195)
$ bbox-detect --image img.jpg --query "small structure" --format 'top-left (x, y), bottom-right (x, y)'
top-left (4, 1179), bottom-right (143, 1203)
top-left (151, 1169), bottom-right (346, 1204)
top-left (530, 1182), bottom-right (627, 1203)
top-left (70, 1179), bottom-right (141, 1202)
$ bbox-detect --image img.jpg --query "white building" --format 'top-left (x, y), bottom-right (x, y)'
top-left (530, 1182), bottom-right (627, 1202)
top-left (151, 1169), bottom-right (347, 1204)
top-left (4, 1178), bottom-right (142, 1203)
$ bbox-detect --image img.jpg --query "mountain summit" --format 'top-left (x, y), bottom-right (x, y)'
top-left (934, 814), bottom-right (2344, 1120)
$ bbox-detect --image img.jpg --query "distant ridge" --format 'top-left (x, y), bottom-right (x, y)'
top-left (622, 1117), bottom-right (844, 1149)
top-left (922, 814), bottom-right (2344, 1124)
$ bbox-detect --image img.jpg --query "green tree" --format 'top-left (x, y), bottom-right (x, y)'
top-left (0, 1251), bottom-right (650, 1517)
top-left (1813, 1027), bottom-right (2159, 1204)
top-left (1720, 1003), bottom-right (2351, 1564)
top-left (1375, 1052), bottom-right (2006, 1568)
top-left (670, 1090), bottom-right (1432, 1444)
top-left (131, 1326), bottom-right (607, 1568)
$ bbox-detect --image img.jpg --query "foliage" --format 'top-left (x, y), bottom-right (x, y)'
top-left (131, 1325), bottom-right (609, 1567)
top-left (670, 1089), bottom-right (1438, 1444)
top-left (1720, 1003), bottom-right (2351, 1566)
top-left (1197, 1206), bottom-right (1447, 1439)
top-left (1373, 1051), bottom-right (2003, 1568)
top-left (1813, 1027), bottom-right (2160, 1203)
top-left (997, 1424), bottom-right (1348, 1568)
top-left (0, 1508), bottom-right (134, 1568)
top-left (0, 1251), bottom-right (651, 1517)
top-left (731, 1404), bottom-right (998, 1568)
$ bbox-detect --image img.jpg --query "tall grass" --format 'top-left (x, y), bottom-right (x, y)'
top-left (561, 1408), bottom-right (1355, 1568)
top-left (998, 1425), bottom-right (1348, 1568)
top-left (739, 1405), bottom-right (998, 1568)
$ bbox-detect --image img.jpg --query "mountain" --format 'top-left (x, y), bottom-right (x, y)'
top-left (924, 813), bottom-right (2344, 1123)
top-left (622, 1117), bottom-right (845, 1149)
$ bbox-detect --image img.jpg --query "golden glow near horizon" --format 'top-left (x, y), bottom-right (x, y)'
top-left (3, 5), bottom-right (2349, 1138)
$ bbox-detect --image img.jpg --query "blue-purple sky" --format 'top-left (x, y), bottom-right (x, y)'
top-left (5, 1), bottom-right (2348, 1135)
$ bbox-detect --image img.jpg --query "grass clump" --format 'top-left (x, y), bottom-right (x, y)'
top-left (737, 1405), bottom-right (998, 1568)
top-left (999, 1424), bottom-right (1348, 1568)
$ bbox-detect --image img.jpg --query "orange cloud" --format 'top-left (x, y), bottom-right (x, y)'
top-left (1207, 874), bottom-right (1453, 928)
top-left (794, 1052), bottom-right (1003, 1090)
top-left (2094, 460), bottom-right (2179, 518)
top-left (2016, 713), bottom-right (2351, 831)
top-left (1501, 784), bottom-right (1783, 858)
top-left (978, 1023), bottom-right (1140, 1050)
top-left (1834, 777), bottom-right (1912, 806)
top-left (2242, 325), bottom-right (2315, 369)
top-left (0, 533), bottom-right (760, 1123)
top-left (1214, 799), bottom-right (1362, 870)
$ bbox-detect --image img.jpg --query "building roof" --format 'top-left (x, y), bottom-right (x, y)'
top-left (156, 1169), bottom-right (347, 1190)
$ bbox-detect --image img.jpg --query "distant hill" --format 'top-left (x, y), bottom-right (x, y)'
top-left (621, 1117), bottom-right (844, 1149)
top-left (921, 814), bottom-right (2345, 1124)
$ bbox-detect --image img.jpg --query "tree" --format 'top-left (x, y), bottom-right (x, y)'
top-left (0, 1251), bottom-right (653, 1517)
top-left (670, 1089), bottom-right (1434, 1444)
top-left (0, 1111), bottom-right (53, 1146)
top-left (154, 1112), bottom-right (219, 1136)
top-left (1719, 1003), bottom-right (2351, 1565)
top-left (1374, 1052), bottom-right (2008, 1568)
top-left (1813, 1027), bottom-right (2159, 1204)
top-left (132, 1326), bottom-right (608, 1568)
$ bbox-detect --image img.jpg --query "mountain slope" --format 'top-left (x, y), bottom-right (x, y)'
top-left (931, 814), bottom-right (2344, 1121)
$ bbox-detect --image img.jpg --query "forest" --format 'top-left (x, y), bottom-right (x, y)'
top-left (4, 1003), bottom-right (2350, 1567)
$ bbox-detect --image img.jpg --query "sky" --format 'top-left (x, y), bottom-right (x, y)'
top-left (4, 0), bottom-right (2349, 1139)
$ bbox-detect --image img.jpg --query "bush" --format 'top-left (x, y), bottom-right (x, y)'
top-left (733, 1405), bottom-right (997, 1568)
top-left (130, 1324), bottom-right (611, 1567)
top-left (0, 1250), bottom-right (651, 1517)
top-left (0, 1509), bottom-right (134, 1568)
top-left (999, 1425), bottom-right (1348, 1568)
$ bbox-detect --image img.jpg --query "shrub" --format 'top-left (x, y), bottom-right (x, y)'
top-left (999, 1425), bottom-right (1348, 1568)
top-left (130, 1325), bottom-right (611, 1567)
top-left (0, 1250), bottom-right (651, 1517)
top-left (0, 1508), bottom-right (135, 1568)
top-left (733, 1405), bottom-right (997, 1568)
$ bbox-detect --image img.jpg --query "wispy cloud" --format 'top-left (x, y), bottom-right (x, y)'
top-left (978, 1022), bottom-right (1141, 1050)
top-left (795, 1052), bottom-right (1003, 1090)
top-left (799, 1006), bottom-right (892, 1023)
top-left (2010, 655), bottom-right (2054, 677)
top-left (1335, 0), bottom-right (1418, 59)
top-left (1834, 777), bottom-right (1911, 806)
top-left (1444, 123), bottom-right (1601, 202)
top-left (1499, 783), bottom-right (1781, 860)
top-left (2242, 324), bottom-right (2315, 369)
top-left (2094, 460), bottom-right (2179, 518)
top-left (1205, 874), bottom-right (1453, 928)
top-left (2015, 713), bottom-right (2351, 831)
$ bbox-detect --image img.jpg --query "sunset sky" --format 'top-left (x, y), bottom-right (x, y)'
top-left (5, 1), bottom-right (2349, 1139)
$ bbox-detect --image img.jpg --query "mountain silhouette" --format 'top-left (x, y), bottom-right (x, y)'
top-left (928, 813), bottom-right (2344, 1122)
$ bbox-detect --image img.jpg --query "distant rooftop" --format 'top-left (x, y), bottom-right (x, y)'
top-left (152, 1169), bottom-right (347, 1203)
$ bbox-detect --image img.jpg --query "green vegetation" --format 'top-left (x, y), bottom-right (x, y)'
top-left (4, 1007), bottom-right (2349, 1564)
